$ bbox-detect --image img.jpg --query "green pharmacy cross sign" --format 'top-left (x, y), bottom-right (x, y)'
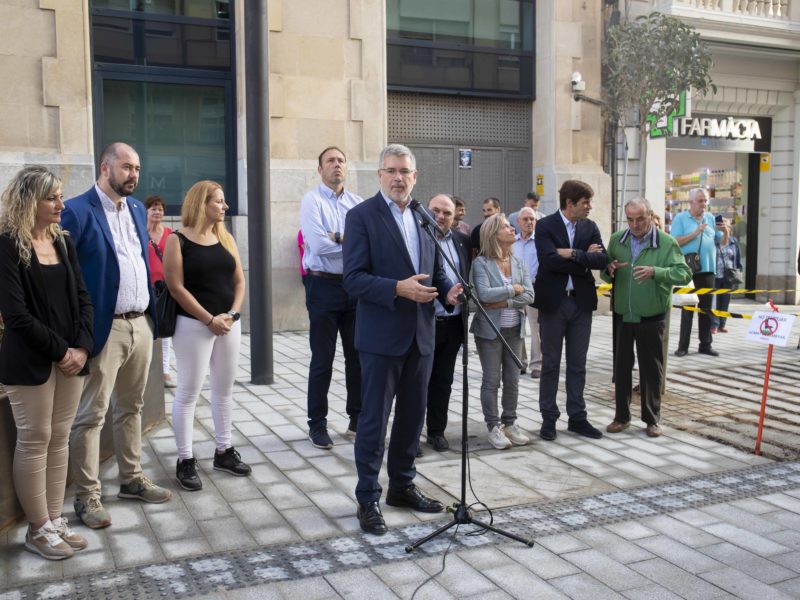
top-left (647, 90), bottom-right (688, 139)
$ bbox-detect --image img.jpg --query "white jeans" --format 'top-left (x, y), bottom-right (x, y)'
top-left (172, 315), bottom-right (241, 460)
top-left (161, 337), bottom-right (172, 373)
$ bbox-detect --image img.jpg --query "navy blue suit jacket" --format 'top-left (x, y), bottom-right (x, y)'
top-left (343, 193), bottom-right (453, 357)
top-left (533, 211), bottom-right (608, 313)
top-left (61, 186), bottom-right (157, 356)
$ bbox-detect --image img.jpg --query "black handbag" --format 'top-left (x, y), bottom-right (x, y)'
top-left (684, 226), bottom-right (704, 274)
top-left (724, 267), bottom-right (744, 285)
top-left (154, 233), bottom-right (182, 339)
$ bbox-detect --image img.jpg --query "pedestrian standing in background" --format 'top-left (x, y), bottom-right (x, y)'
top-left (670, 188), bottom-right (722, 357)
top-left (0, 166), bottom-right (94, 559)
top-left (711, 215), bottom-right (742, 334)
top-left (145, 195), bottom-right (175, 388)
top-left (470, 197), bottom-right (501, 257)
top-left (163, 180), bottom-right (249, 491)
top-left (299, 146), bottom-right (363, 450)
top-left (511, 206), bottom-right (541, 378)
top-left (423, 193), bottom-right (471, 452)
top-left (453, 196), bottom-right (471, 236)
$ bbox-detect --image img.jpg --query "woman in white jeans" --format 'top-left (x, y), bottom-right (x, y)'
top-left (470, 214), bottom-right (534, 450)
top-left (163, 180), bottom-right (249, 491)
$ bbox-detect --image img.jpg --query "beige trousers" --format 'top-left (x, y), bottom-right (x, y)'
top-left (6, 366), bottom-right (83, 524)
top-left (525, 305), bottom-right (542, 371)
top-left (70, 315), bottom-right (152, 500)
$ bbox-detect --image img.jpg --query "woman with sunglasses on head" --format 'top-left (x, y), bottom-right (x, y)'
top-left (0, 166), bottom-right (94, 560)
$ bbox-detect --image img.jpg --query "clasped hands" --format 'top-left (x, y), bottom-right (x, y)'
top-left (396, 274), bottom-right (463, 305)
top-left (58, 347), bottom-right (89, 377)
top-left (207, 313), bottom-right (235, 336)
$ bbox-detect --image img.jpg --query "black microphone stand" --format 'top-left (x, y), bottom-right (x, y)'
top-left (405, 211), bottom-right (534, 553)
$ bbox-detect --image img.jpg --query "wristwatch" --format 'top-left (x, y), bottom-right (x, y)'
top-left (571, 249), bottom-right (577, 260)
top-left (334, 231), bottom-right (342, 244)
top-left (227, 310), bottom-right (240, 322)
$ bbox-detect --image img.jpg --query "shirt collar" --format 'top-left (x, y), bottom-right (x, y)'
top-left (380, 190), bottom-right (409, 211)
top-left (559, 210), bottom-right (574, 229)
top-left (319, 183), bottom-right (345, 201)
top-left (95, 184), bottom-right (126, 212)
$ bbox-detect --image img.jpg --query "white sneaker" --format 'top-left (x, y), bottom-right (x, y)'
top-left (51, 516), bottom-right (88, 550)
top-left (25, 522), bottom-right (73, 560)
top-left (488, 426), bottom-right (512, 450)
top-left (502, 424), bottom-right (530, 446)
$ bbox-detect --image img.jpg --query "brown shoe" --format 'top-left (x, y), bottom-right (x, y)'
top-left (646, 424), bottom-right (662, 437)
top-left (606, 421), bottom-right (630, 434)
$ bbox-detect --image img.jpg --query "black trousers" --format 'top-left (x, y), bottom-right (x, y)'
top-left (678, 271), bottom-right (715, 351)
top-left (425, 316), bottom-right (464, 437)
top-left (304, 274), bottom-right (361, 430)
top-left (614, 314), bottom-right (665, 425)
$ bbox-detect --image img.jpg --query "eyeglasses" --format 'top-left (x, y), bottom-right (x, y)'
top-left (380, 168), bottom-right (416, 178)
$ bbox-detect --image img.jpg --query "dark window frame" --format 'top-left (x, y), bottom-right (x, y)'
top-left (387, 0), bottom-right (536, 100)
top-left (90, 2), bottom-right (237, 215)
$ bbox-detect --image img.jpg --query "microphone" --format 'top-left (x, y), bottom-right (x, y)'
top-left (408, 199), bottom-right (446, 237)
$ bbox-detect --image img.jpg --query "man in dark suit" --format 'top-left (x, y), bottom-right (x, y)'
top-left (423, 194), bottom-right (471, 452)
top-left (343, 144), bottom-right (462, 535)
top-left (534, 180), bottom-right (608, 441)
top-left (62, 142), bottom-right (171, 530)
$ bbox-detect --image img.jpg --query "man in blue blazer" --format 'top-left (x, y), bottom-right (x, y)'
top-left (62, 142), bottom-right (170, 530)
top-left (534, 180), bottom-right (608, 442)
top-left (343, 144), bottom-right (462, 535)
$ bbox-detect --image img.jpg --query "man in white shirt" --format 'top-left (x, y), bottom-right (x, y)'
top-left (511, 207), bottom-right (541, 378)
top-left (299, 146), bottom-right (364, 450)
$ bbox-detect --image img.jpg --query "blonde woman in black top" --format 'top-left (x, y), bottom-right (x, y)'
top-left (0, 166), bottom-right (93, 559)
top-left (163, 180), bottom-right (248, 491)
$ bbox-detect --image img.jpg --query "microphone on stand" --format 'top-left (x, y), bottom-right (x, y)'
top-left (408, 199), bottom-right (446, 238)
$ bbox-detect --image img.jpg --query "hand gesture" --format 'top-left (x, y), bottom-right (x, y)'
top-left (446, 283), bottom-right (464, 305)
top-left (396, 274), bottom-right (438, 303)
top-left (512, 283), bottom-right (525, 296)
top-left (632, 265), bottom-right (655, 282)
top-left (588, 243), bottom-right (604, 253)
top-left (607, 260), bottom-right (628, 278)
top-left (207, 314), bottom-right (232, 336)
top-left (57, 347), bottom-right (88, 376)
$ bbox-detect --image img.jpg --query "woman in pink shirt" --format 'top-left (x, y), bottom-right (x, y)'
top-left (145, 195), bottom-right (175, 387)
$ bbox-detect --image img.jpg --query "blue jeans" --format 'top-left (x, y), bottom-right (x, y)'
top-left (711, 277), bottom-right (732, 329)
top-left (474, 326), bottom-right (523, 431)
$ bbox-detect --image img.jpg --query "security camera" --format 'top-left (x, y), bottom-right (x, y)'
top-left (571, 72), bottom-right (586, 91)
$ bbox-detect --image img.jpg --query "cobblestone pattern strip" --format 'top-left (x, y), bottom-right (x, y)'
top-left (4, 461), bottom-right (800, 600)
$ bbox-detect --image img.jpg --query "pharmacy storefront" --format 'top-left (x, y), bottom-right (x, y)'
top-left (660, 112), bottom-right (771, 291)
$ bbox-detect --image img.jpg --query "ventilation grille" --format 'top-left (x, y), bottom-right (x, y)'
top-left (388, 92), bottom-right (531, 147)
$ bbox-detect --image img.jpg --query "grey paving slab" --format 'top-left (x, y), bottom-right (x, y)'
top-left (197, 515), bottom-right (258, 552)
top-left (498, 544), bottom-right (581, 580)
top-left (572, 528), bottom-right (655, 564)
top-left (482, 563), bottom-right (569, 600)
top-left (325, 567), bottom-right (399, 599)
top-left (629, 557), bottom-right (732, 600)
top-left (700, 567), bottom-right (796, 600)
top-left (634, 535), bottom-right (725, 574)
top-left (639, 514), bottom-right (723, 547)
top-left (549, 572), bottom-right (623, 600)
top-left (701, 523), bottom-right (792, 557)
top-left (560, 548), bottom-right (650, 591)
top-left (701, 542), bottom-right (797, 584)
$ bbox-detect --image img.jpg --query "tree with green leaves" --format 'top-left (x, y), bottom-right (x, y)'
top-left (603, 12), bottom-right (715, 196)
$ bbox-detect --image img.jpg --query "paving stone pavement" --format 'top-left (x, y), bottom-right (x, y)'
top-left (2, 300), bottom-right (800, 599)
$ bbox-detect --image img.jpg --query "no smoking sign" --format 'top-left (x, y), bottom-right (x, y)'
top-left (746, 311), bottom-right (795, 347)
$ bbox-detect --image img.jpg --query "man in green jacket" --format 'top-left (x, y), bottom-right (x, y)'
top-left (602, 198), bottom-right (692, 437)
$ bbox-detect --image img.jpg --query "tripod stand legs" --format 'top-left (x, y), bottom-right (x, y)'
top-left (405, 503), bottom-right (534, 553)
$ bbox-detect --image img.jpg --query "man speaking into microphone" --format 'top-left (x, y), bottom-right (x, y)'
top-left (343, 144), bottom-right (462, 535)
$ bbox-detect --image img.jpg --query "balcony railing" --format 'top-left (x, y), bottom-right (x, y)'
top-left (681, 0), bottom-right (791, 18)
top-left (638, 0), bottom-right (800, 47)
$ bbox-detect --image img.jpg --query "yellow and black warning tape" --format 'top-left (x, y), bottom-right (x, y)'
top-left (676, 306), bottom-right (754, 320)
top-left (596, 283), bottom-right (795, 296)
